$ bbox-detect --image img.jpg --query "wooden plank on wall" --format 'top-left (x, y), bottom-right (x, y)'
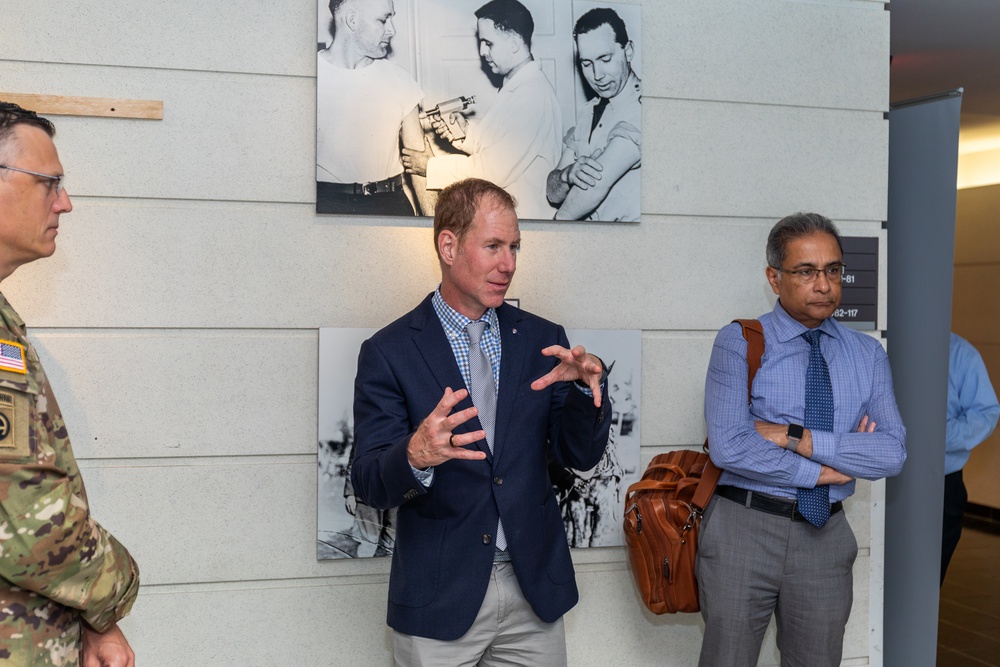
top-left (0, 93), bottom-right (163, 120)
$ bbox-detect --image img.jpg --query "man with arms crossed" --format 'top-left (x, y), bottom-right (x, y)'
top-left (317, 0), bottom-right (429, 215)
top-left (352, 178), bottom-right (610, 665)
top-left (547, 7), bottom-right (641, 222)
top-left (0, 102), bottom-right (139, 666)
top-left (700, 213), bottom-right (906, 666)
top-left (402, 0), bottom-right (562, 220)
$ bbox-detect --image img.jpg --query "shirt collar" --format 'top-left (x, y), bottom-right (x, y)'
top-left (502, 59), bottom-right (540, 91)
top-left (0, 292), bottom-right (24, 331)
top-left (432, 288), bottom-right (499, 340)
top-left (609, 72), bottom-right (641, 108)
top-left (771, 300), bottom-right (841, 343)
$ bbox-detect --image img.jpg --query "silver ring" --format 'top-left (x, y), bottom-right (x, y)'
top-left (449, 434), bottom-right (457, 447)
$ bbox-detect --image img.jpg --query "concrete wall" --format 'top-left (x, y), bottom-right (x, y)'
top-left (954, 183), bottom-right (1000, 509)
top-left (0, 0), bottom-right (890, 664)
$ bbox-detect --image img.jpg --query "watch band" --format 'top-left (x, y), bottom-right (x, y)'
top-left (787, 423), bottom-right (804, 453)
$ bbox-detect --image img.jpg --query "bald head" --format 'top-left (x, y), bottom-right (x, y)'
top-left (327, 0), bottom-right (397, 65)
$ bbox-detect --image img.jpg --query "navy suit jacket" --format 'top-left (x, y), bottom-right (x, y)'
top-left (352, 294), bottom-right (611, 640)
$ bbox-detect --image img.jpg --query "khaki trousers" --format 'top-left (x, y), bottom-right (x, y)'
top-left (392, 562), bottom-right (567, 667)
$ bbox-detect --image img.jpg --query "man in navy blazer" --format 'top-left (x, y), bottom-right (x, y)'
top-left (352, 178), bottom-right (611, 665)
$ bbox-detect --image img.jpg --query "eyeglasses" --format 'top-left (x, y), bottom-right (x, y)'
top-left (772, 263), bottom-right (846, 284)
top-left (0, 165), bottom-right (66, 196)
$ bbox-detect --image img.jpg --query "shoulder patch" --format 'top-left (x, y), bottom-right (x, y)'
top-left (0, 339), bottom-right (27, 374)
top-left (0, 388), bottom-right (30, 458)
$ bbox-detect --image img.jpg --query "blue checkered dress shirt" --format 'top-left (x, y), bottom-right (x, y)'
top-left (409, 290), bottom-right (502, 485)
top-left (432, 289), bottom-right (502, 392)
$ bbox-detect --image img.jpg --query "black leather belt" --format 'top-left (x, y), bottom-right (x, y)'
top-left (716, 485), bottom-right (843, 522)
top-left (320, 174), bottom-right (404, 196)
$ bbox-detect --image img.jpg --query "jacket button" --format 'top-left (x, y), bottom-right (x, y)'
top-left (493, 476), bottom-right (503, 485)
top-left (482, 534), bottom-right (492, 545)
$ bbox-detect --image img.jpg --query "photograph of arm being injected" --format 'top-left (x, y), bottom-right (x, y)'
top-left (316, 0), bottom-right (641, 222)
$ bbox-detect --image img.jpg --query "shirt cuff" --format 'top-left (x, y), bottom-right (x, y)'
top-left (574, 358), bottom-right (612, 397)
top-left (790, 455), bottom-right (822, 488)
top-left (426, 156), bottom-right (459, 191)
top-left (574, 382), bottom-right (604, 398)
top-left (410, 464), bottom-right (434, 487)
top-left (810, 430), bottom-right (836, 467)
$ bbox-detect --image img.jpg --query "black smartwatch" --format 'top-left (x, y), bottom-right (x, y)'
top-left (786, 423), bottom-right (804, 453)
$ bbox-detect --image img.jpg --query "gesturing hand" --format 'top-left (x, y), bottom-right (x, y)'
top-left (530, 345), bottom-right (605, 407)
top-left (407, 387), bottom-right (488, 469)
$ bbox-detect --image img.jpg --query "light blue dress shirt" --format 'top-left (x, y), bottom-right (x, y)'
top-left (945, 332), bottom-right (1000, 475)
top-left (704, 301), bottom-right (907, 502)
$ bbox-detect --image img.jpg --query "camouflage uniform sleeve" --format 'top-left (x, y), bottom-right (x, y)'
top-left (0, 412), bottom-right (140, 632)
top-left (0, 329), bottom-right (139, 634)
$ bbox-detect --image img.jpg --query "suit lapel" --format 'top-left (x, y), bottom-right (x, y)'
top-left (492, 304), bottom-right (526, 466)
top-left (409, 294), bottom-right (492, 460)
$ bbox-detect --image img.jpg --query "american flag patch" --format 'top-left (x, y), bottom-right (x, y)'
top-left (0, 340), bottom-right (27, 374)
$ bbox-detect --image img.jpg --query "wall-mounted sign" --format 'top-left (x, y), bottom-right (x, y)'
top-left (836, 236), bottom-right (878, 330)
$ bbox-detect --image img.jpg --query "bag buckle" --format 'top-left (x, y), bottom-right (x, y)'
top-left (680, 505), bottom-right (702, 545)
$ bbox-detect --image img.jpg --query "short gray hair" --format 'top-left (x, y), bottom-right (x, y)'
top-left (766, 212), bottom-right (843, 269)
top-left (0, 102), bottom-right (55, 172)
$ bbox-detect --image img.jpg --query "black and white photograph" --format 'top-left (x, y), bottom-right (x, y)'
top-left (317, 327), bottom-right (388, 559)
top-left (317, 326), bottom-right (641, 559)
top-left (551, 328), bottom-right (641, 547)
top-left (316, 0), bottom-right (642, 221)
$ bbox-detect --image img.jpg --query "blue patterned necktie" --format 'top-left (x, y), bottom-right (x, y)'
top-left (799, 329), bottom-right (832, 528)
top-left (467, 321), bottom-right (506, 551)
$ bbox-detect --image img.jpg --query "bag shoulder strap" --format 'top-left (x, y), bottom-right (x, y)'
top-left (691, 458), bottom-right (722, 510)
top-left (734, 319), bottom-right (765, 402)
top-left (695, 319), bottom-right (765, 511)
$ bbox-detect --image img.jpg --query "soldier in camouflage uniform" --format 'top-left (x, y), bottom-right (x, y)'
top-left (0, 103), bottom-right (139, 666)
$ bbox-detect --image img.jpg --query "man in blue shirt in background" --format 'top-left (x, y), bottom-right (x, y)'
top-left (942, 332), bottom-right (999, 584)
top-left (700, 212), bottom-right (907, 667)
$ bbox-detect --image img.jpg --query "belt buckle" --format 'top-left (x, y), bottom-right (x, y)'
top-left (362, 181), bottom-right (377, 196)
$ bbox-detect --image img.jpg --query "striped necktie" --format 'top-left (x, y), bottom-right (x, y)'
top-left (467, 321), bottom-right (506, 551)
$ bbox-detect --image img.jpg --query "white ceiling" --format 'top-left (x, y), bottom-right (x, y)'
top-left (890, 0), bottom-right (1000, 143)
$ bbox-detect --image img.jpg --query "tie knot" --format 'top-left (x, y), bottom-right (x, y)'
top-left (467, 320), bottom-right (488, 345)
top-left (803, 329), bottom-right (822, 347)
